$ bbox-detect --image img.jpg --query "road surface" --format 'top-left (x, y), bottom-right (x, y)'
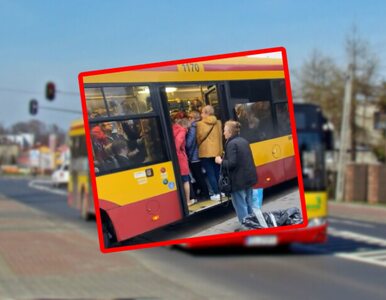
top-left (0, 177), bottom-right (384, 299)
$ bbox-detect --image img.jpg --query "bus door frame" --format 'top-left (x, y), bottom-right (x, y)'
top-left (154, 82), bottom-right (231, 215)
top-left (203, 83), bottom-right (230, 126)
top-left (152, 85), bottom-right (189, 216)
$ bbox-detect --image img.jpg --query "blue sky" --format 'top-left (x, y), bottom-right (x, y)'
top-left (1, 0), bottom-right (385, 129)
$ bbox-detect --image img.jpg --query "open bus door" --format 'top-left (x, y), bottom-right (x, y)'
top-left (204, 85), bottom-right (219, 115)
top-left (156, 86), bottom-right (192, 217)
top-left (204, 84), bottom-right (229, 122)
top-left (159, 84), bottom-right (230, 215)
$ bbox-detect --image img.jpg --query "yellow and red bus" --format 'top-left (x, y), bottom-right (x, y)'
top-left (78, 50), bottom-right (326, 248)
top-left (67, 119), bottom-right (94, 220)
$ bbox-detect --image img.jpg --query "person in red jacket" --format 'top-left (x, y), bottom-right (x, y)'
top-left (172, 112), bottom-right (197, 207)
top-left (90, 123), bottom-right (111, 163)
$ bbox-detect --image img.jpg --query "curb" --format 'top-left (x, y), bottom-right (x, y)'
top-left (328, 201), bottom-right (386, 224)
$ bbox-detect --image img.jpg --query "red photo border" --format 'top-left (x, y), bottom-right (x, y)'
top-left (78, 47), bottom-right (308, 253)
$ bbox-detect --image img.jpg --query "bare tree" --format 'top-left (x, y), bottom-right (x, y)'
top-left (297, 27), bottom-right (380, 162)
top-left (377, 81), bottom-right (386, 112)
top-left (296, 49), bottom-right (345, 132)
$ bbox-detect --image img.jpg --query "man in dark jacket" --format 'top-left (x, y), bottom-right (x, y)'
top-left (215, 121), bottom-right (257, 223)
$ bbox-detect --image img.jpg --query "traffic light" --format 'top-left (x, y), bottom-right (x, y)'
top-left (29, 99), bottom-right (38, 115)
top-left (45, 81), bottom-right (56, 101)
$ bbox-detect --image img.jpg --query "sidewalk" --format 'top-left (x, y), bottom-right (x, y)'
top-left (328, 201), bottom-right (386, 224)
top-left (0, 194), bottom-right (205, 299)
top-left (192, 189), bottom-right (301, 237)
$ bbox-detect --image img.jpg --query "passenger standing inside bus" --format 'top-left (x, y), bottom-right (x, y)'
top-left (91, 122), bottom-right (113, 162)
top-left (186, 110), bottom-right (210, 201)
top-left (215, 121), bottom-right (257, 224)
top-left (172, 112), bottom-right (197, 207)
top-left (197, 105), bottom-right (223, 201)
top-left (92, 122), bottom-right (130, 170)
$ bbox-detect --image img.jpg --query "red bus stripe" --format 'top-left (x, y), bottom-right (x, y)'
top-left (203, 64), bottom-right (283, 72)
top-left (70, 124), bottom-right (84, 131)
top-left (104, 191), bottom-right (182, 241)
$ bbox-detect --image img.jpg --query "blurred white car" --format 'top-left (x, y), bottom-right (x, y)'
top-left (51, 163), bottom-right (69, 187)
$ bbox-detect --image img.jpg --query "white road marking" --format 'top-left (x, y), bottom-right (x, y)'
top-left (28, 180), bottom-right (68, 196)
top-left (328, 218), bottom-right (375, 228)
top-left (327, 227), bottom-right (386, 268)
top-left (354, 249), bottom-right (386, 257)
top-left (336, 251), bottom-right (386, 268)
top-left (328, 227), bottom-right (386, 247)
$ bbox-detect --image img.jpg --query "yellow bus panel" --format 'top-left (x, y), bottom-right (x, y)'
top-left (84, 70), bottom-right (284, 84)
top-left (250, 135), bottom-right (295, 166)
top-left (69, 120), bottom-right (85, 136)
top-left (305, 191), bottom-right (328, 219)
top-left (96, 161), bottom-right (177, 206)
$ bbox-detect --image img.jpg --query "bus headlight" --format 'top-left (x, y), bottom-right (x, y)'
top-left (307, 217), bottom-right (327, 228)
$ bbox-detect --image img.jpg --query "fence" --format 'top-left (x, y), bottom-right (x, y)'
top-left (344, 163), bottom-right (386, 204)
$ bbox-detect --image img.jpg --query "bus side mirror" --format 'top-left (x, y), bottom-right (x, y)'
top-left (322, 116), bottom-right (334, 151)
top-left (324, 129), bottom-right (334, 151)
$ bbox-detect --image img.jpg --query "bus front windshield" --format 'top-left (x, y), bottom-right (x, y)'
top-left (297, 132), bottom-right (326, 191)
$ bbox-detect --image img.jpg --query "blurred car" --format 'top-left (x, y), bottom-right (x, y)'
top-left (51, 163), bottom-right (69, 187)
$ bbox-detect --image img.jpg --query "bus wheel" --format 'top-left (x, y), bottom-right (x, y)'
top-left (276, 244), bottom-right (292, 253)
top-left (101, 211), bottom-right (117, 249)
top-left (80, 188), bottom-right (91, 221)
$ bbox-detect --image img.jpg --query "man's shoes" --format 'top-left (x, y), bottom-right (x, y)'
top-left (210, 194), bottom-right (221, 201)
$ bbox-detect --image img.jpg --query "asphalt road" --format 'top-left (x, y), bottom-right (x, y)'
top-left (0, 177), bottom-right (97, 232)
top-left (0, 177), bottom-right (385, 299)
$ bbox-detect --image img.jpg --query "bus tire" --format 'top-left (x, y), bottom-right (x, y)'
top-left (101, 210), bottom-right (117, 249)
top-left (80, 187), bottom-right (91, 221)
top-left (276, 244), bottom-right (291, 252)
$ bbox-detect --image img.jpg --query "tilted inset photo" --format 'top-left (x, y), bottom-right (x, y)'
top-left (77, 48), bottom-right (318, 252)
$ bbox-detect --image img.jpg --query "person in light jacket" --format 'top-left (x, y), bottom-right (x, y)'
top-left (215, 120), bottom-right (257, 224)
top-left (197, 105), bottom-right (223, 201)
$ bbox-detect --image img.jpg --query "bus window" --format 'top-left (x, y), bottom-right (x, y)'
top-left (164, 85), bottom-right (202, 113)
top-left (275, 102), bottom-right (291, 135)
top-left (295, 112), bottom-right (307, 130)
top-left (103, 86), bottom-right (153, 116)
top-left (229, 80), bottom-right (272, 103)
top-left (229, 80), bottom-right (278, 142)
top-left (164, 85), bottom-right (220, 118)
top-left (298, 133), bottom-right (325, 190)
top-left (271, 79), bottom-right (287, 102)
top-left (85, 87), bottom-right (108, 119)
top-left (70, 135), bottom-right (88, 159)
top-left (90, 118), bottom-right (167, 175)
top-left (234, 101), bottom-right (275, 142)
